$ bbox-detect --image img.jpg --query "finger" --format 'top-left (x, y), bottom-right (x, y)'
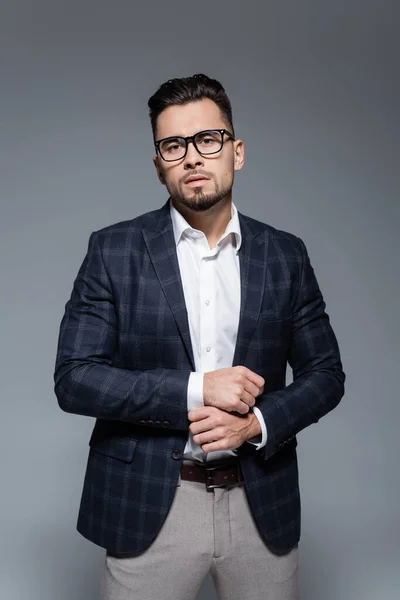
top-left (240, 390), bottom-right (256, 408)
top-left (243, 380), bottom-right (261, 399)
top-left (188, 407), bottom-right (212, 422)
top-left (193, 428), bottom-right (224, 446)
top-left (235, 400), bottom-right (250, 415)
top-left (201, 439), bottom-right (232, 453)
top-left (243, 367), bottom-right (265, 389)
top-left (189, 419), bottom-right (214, 435)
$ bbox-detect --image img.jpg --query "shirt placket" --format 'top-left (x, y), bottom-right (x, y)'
top-left (199, 244), bottom-right (218, 462)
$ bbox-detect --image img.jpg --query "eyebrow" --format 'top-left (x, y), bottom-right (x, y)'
top-left (156, 129), bottom-right (220, 142)
top-left (160, 134), bottom-right (183, 141)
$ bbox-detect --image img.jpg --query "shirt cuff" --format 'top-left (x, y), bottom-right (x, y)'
top-left (187, 372), bottom-right (204, 410)
top-left (246, 406), bottom-right (267, 450)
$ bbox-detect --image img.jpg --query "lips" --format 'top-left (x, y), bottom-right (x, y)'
top-left (184, 174), bottom-right (210, 184)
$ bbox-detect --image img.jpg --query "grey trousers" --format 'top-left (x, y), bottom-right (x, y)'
top-left (99, 474), bottom-right (299, 600)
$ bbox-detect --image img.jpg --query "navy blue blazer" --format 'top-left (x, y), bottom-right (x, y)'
top-left (54, 198), bottom-right (345, 555)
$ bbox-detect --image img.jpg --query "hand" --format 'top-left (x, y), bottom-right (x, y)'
top-left (203, 366), bottom-right (264, 415)
top-left (188, 405), bottom-right (261, 453)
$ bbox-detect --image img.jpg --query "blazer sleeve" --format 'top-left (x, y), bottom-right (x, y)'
top-left (254, 236), bottom-right (345, 461)
top-left (53, 231), bottom-right (191, 430)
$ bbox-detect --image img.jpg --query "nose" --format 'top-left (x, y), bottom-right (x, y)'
top-left (184, 140), bottom-right (204, 169)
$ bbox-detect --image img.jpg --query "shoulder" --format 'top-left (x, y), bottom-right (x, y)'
top-left (89, 206), bottom-right (162, 245)
top-left (239, 212), bottom-right (307, 259)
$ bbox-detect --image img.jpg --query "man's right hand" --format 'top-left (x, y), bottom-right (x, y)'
top-left (203, 366), bottom-right (265, 415)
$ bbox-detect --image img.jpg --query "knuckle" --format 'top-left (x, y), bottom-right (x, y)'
top-left (234, 373), bottom-right (242, 384)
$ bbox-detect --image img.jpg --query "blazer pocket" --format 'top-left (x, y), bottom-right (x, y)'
top-left (89, 435), bottom-right (138, 463)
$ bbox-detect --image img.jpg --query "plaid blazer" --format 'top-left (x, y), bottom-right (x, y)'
top-left (54, 198), bottom-right (345, 556)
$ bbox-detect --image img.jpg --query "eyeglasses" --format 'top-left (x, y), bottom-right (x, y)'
top-left (154, 129), bottom-right (235, 162)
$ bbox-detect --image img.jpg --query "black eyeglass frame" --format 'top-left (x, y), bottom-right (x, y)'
top-left (154, 128), bottom-right (236, 162)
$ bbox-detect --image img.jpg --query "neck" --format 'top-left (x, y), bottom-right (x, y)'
top-left (171, 196), bottom-right (233, 249)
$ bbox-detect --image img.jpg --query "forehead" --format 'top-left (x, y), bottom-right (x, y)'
top-left (156, 98), bottom-right (227, 139)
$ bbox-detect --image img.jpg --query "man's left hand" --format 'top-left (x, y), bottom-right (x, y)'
top-left (188, 406), bottom-right (261, 453)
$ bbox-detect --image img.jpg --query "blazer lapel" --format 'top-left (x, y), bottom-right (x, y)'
top-left (232, 213), bottom-right (268, 367)
top-left (142, 201), bottom-right (196, 371)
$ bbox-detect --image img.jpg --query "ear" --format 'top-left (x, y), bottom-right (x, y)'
top-left (233, 139), bottom-right (245, 172)
top-left (153, 156), bottom-right (166, 185)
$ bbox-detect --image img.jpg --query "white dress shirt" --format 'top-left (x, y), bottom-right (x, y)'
top-left (169, 200), bottom-right (267, 464)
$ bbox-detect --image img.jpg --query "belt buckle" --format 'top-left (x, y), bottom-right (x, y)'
top-left (205, 463), bottom-right (227, 492)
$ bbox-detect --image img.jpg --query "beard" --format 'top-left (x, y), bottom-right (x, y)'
top-left (167, 177), bottom-right (233, 212)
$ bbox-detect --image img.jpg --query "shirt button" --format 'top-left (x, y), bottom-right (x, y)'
top-left (205, 299), bottom-right (210, 306)
top-left (171, 449), bottom-right (183, 460)
top-left (206, 346), bottom-right (211, 352)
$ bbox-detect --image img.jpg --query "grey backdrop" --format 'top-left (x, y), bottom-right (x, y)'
top-left (1, 1), bottom-right (399, 598)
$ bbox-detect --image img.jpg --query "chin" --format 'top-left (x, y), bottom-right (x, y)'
top-left (183, 194), bottom-right (223, 212)
top-left (182, 186), bottom-right (231, 211)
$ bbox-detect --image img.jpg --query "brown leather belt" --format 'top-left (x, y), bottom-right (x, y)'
top-left (181, 459), bottom-right (244, 492)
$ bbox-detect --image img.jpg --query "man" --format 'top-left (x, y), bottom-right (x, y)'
top-left (54, 73), bottom-right (345, 600)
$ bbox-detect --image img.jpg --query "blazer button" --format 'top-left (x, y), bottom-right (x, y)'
top-left (154, 420), bottom-right (161, 427)
top-left (148, 419), bottom-right (154, 425)
top-left (162, 421), bottom-right (170, 428)
top-left (171, 449), bottom-right (183, 460)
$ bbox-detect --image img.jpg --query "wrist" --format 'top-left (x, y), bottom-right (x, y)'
top-left (203, 372), bottom-right (210, 406)
top-left (246, 411), bottom-right (262, 442)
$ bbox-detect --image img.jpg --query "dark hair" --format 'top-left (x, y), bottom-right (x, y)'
top-left (147, 73), bottom-right (234, 139)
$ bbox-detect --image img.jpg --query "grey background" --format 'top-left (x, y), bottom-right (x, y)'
top-left (1, 0), bottom-right (399, 598)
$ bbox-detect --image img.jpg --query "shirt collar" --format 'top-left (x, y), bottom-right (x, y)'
top-left (169, 199), bottom-right (242, 251)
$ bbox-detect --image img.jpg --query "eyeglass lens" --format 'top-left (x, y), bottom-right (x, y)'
top-left (159, 130), bottom-right (224, 161)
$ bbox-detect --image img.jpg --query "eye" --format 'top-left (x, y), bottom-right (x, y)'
top-left (196, 131), bottom-right (221, 149)
top-left (161, 138), bottom-right (185, 154)
top-left (197, 133), bottom-right (218, 142)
